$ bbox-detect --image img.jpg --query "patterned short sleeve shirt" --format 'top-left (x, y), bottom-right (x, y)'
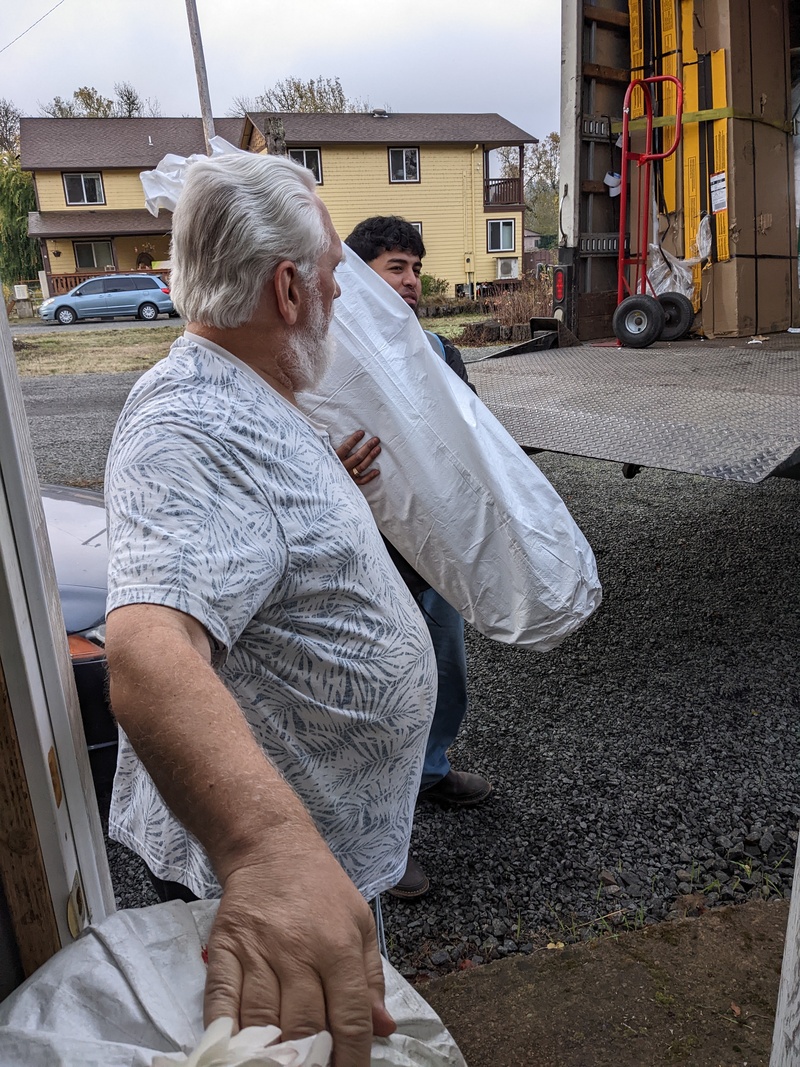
top-left (105, 335), bottom-right (436, 900)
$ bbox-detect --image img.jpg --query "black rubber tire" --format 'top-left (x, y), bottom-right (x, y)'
top-left (168, 310), bottom-right (180, 318)
top-left (56, 306), bottom-right (77, 325)
top-left (657, 292), bottom-right (695, 341)
top-left (138, 302), bottom-right (159, 321)
top-left (612, 294), bottom-right (666, 348)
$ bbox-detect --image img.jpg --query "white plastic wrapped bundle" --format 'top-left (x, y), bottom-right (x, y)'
top-left (299, 247), bottom-right (601, 650)
top-left (0, 901), bottom-right (467, 1067)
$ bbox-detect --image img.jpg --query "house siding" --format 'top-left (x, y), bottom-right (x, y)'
top-left (275, 144), bottom-right (523, 294)
top-left (36, 170), bottom-right (146, 212)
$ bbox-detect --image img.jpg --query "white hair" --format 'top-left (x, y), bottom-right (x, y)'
top-left (169, 153), bottom-right (329, 329)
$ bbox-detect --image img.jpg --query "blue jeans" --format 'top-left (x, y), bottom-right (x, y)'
top-left (418, 588), bottom-right (469, 789)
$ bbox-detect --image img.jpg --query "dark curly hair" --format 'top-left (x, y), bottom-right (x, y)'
top-left (344, 216), bottom-right (426, 263)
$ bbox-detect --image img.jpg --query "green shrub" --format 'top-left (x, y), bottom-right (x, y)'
top-left (420, 274), bottom-right (449, 299)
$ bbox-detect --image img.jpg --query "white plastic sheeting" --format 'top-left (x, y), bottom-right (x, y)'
top-left (299, 247), bottom-right (601, 650)
top-left (0, 901), bottom-right (467, 1067)
top-left (139, 138), bottom-right (601, 649)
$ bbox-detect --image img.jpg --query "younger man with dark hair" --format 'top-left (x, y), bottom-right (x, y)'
top-left (343, 215), bottom-right (493, 899)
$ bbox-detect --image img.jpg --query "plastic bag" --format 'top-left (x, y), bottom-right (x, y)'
top-left (299, 248), bottom-right (601, 650)
top-left (140, 136), bottom-right (243, 217)
top-left (0, 901), bottom-right (467, 1067)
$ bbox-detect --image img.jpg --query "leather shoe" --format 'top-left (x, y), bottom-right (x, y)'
top-left (419, 769), bottom-right (493, 808)
top-left (386, 854), bottom-right (430, 900)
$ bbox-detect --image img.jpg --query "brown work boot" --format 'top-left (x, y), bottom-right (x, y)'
top-left (386, 854), bottom-right (430, 900)
top-left (419, 769), bottom-right (493, 808)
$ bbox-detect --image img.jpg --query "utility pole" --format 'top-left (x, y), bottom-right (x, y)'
top-left (184, 0), bottom-right (215, 153)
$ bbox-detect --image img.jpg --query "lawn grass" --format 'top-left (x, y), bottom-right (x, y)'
top-left (12, 326), bottom-right (182, 376)
top-left (423, 312), bottom-right (487, 341)
top-left (10, 310), bottom-right (497, 377)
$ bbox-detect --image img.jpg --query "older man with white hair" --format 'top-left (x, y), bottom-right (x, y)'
top-left (103, 152), bottom-right (437, 1066)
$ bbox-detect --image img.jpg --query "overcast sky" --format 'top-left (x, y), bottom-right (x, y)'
top-left (1, 0), bottom-right (562, 139)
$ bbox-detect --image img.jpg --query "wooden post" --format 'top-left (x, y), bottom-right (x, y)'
top-left (770, 830), bottom-right (800, 1065)
top-left (0, 664), bottom-right (61, 976)
top-left (184, 0), bottom-right (216, 153)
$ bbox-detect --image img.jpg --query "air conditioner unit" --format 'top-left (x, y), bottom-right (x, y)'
top-left (496, 258), bottom-right (519, 280)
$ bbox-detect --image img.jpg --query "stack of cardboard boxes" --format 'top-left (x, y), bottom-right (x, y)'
top-left (626, 0), bottom-right (798, 336)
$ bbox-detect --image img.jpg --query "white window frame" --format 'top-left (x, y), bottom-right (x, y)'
top-left (289, 148), bottom-right (322, 185)
top-left (388, 147), bottom-right (420, 184)
top-left (487, 218), bottom-right (515, 253)
top-left (409, 222), bottom-right (423, 236)
top-left (63, 172), bottom-right (105, 206)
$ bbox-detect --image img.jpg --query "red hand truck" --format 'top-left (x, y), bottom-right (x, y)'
top-left (613, 74), bottom-right (694, 347)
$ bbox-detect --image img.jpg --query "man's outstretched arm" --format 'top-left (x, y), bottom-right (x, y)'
top-left (105, 602), bottom-right (395, 1064)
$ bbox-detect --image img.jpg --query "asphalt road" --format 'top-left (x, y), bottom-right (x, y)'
top-left (13, 316), bottom-right (185, 335)
top-left (20, 367), bottom-right (800, 976)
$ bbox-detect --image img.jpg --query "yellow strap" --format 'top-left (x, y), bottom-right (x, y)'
top-left (613, 108), bottom-right (792, 134)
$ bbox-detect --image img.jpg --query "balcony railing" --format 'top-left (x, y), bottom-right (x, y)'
top-left (45, 268), bottom-right (171, 296)
top-left (484, 177), bottom-right (524, 207)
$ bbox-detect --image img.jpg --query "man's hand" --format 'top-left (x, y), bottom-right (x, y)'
top-left (106, 604), bottom-right (395, 1065)
top-left (204, 844), bottom-right (396, 1065)
top-left (335, 430), bottom-right (381, 485)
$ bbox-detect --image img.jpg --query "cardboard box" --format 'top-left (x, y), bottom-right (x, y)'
top-left (757, 257), bottom-right (795, 333)
top-left (701, 257), bottom-right (755, 336)
top-left (692, 0), bottom-right (789, 124)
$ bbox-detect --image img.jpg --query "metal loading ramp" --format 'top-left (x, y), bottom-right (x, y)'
top-left (466, 342), bottom-right (800, 484)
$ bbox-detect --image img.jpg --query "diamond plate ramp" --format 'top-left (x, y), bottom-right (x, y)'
top-left (467, 343), bottom-right (800, 483)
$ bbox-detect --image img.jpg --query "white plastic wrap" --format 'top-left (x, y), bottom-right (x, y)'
top-left (299, 248), bottom-right (601, 650)
top-left (0, 901), bottom-right (467, 1067)
top-left (648, 199), bottom-right (710, 301)
top-left (138, 141), bottom-right (601, 650)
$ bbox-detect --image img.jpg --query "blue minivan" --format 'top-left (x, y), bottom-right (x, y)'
top-left (39, 273), bottom-right (175, 325)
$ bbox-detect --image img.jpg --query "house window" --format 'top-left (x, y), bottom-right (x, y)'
top-left (289, 148), bottom-right (322, 184)
top-left (409, 222), bottom-right (423, 235)
top-left (388, 148), bottom-right (420, 183)
top-left (487, 219), bottom-right (515, 252)
top-left (63, 172), bottom-right (105, 205)
top-left (73, 241), bottom-right (114, 270)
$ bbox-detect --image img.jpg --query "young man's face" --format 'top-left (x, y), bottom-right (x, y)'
top-left (367, 249), bottom-right (423, 311)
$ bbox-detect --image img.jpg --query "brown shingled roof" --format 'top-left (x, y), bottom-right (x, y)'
top-left (28, 209), bottom-right (172, 238)
top-left (19, 117), bottom-right (246, 170)
top-left (246, 112), bottom-right (537, 146)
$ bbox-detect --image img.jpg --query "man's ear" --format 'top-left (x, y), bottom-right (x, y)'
top-left (273, 260), bottom-right (301, 325)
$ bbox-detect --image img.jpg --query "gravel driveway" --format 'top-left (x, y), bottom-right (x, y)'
top-left (21, 369), bottom-right (800, 979)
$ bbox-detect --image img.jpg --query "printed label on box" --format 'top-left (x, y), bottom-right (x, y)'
top-left (710, 171), bottom-right (728, 213)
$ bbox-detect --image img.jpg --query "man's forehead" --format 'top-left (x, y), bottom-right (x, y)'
top-left (381, 250), bottom-right (422, 265)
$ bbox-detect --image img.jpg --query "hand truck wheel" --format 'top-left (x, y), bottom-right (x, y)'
top-left (657, 292), bottom-right (694, 341)
top-left (612, 294), bottom-right (666, 348)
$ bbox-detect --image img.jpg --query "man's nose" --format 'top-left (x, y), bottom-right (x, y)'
top-left (402, 269), bottom-right (417, 289)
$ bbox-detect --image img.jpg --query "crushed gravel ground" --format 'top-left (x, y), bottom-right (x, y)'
top-left (23, 365), bottom-right (800, 982)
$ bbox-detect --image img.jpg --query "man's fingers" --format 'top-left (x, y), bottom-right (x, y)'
top-left (322, 966), bottom-right (375, 1067)
top-left (203, 941), bottom-right (246, 1028)
top-left (239, 957), bottom-right (283, 1030)
top-left (362, 917), bottom-right (396, 1039)
top-left (274, 963), bottom-right (330, 1043)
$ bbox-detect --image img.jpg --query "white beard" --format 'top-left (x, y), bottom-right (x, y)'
top-left (282, 279), bottom-right (335, 391)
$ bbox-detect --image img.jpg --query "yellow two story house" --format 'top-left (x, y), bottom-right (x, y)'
top-left (21, 111), bottom-right (535, 297)
top-left (244, 110), bottom-right (537, 295)
top-left (20, 116), bottom-right (243, 295)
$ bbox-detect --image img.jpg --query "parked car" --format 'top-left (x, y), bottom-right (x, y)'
top-left (39, 274), bottom-right (175, 325)
top-left (42, 484), bottom-right (115, 792)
